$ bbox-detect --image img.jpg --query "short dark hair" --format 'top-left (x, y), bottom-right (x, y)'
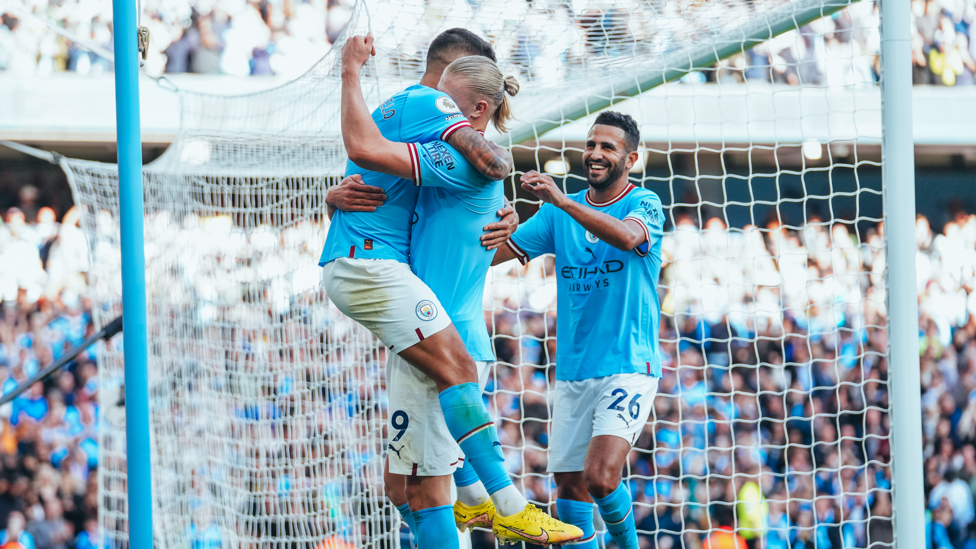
top-left (593, 111), bottom-right (640, 152)
top-left (427, 28), bottom-right (496, 69)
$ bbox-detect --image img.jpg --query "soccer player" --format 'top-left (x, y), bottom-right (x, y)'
top-left (327, 35), bottom-right (582, 547)
top-left (490, 111), bottom-right (665, 549)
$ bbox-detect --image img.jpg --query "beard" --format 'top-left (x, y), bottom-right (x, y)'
top-left (585, 156), bottom-right (628, 190)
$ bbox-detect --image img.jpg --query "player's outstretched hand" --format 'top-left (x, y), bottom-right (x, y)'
top-left (341, 34), bottom-right (376, 73)
top-left (482, 204), bottom-right (519, 250)
top-left (327, 174), bottom-right (387, 212)
top-left (520, 170), bottom-right (568, 208)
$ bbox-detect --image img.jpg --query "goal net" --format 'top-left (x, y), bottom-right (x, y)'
top-left (60, 0), bottom-right (895, 547)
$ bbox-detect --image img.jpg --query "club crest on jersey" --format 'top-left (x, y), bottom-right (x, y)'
top-left (585, 231), bottom-right (599, 244)
top-left (416, 300), bottom-right (438, 321)
top-left (435, 96), bottom-right (460, 113)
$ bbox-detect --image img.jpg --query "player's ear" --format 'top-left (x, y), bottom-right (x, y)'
top-left (625, 149), bottom-right (640, 171)
top-left (475, 99), bottom-right (490, 119)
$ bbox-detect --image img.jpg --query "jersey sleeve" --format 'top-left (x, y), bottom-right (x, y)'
top-left (623, 192), bottom-right (665, 257)
top-left (411, 141), bottom-right (493, 190)
top-left (402, 89), bottom-right (472, 143)
top-left (507, 203), bottom-right (556, 265)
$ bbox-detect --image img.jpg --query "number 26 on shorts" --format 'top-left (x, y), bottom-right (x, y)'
top-left (607, 388), bottom-right (643, 420)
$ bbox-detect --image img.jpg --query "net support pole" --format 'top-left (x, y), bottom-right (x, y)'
top-left (879, 1), bottom-right (923, 547)
top-left (111, 0), bottom-right (153, 546)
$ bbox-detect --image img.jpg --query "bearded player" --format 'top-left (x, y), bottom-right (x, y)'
top-left (491, 111), bottom-right (665, 549)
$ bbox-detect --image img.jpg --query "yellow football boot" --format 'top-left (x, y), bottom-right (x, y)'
top-left (492, 504), bottom-right (584, 546)
top-left (454, 498), bottom-right (495, 532)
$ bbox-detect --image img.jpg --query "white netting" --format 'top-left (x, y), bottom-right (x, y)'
top-left (60, 0), bottom-right (895, 547)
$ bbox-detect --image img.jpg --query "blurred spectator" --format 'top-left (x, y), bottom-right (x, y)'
top-left (704, 503), bottom-right (748, 549)
top-left (0, 0), bottom-right (968, 86)
top-left (0, 511), bottom-right (35, 549)
top-left (0, 198), bottom-right (99, 549)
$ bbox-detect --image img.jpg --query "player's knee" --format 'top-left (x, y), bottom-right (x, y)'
top-left (556, 479), bottom-right (589, 502)
top-left (584, 467), bottom-right (619, 499)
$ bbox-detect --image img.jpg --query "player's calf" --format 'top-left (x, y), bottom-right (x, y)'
top-left (406, 476), bottom-right (457, 549)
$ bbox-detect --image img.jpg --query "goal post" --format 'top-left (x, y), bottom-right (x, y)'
top-left (49, 0), bottom-right (920, 547)
top-left (879, 0), bottom-right (924, 547)
top-left (109, 0), bottom-right (153, 546)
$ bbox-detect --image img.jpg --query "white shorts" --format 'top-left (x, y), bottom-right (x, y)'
top-left (548, 373), bottom-right (659, 473)
top-left (386, 354), bottom-right (492, 477)
top-left (322, 257), bottom-right (452, 352)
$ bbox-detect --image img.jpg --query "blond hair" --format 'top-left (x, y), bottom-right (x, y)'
top-left (443, 56), bottom-right (520, 133)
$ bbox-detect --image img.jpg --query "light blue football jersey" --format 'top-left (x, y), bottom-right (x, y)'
top-left (508, 184), bottom-right (665, 381)
top-left (409, 141), bottom-right (503, 361)
top-left (319, 85), bottom-right (471, 266)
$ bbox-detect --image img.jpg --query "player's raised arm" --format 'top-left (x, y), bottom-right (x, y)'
top-left (340, 35), bottom-right (415, 181)
top-left (441, 71), bottom-right (519, 181)
top-left (521, 170), bottom-right (647, 252)
top-left (445, 127), bottom-right (513, 181)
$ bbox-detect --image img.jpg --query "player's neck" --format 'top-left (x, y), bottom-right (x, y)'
top-left (418, 71), bottom-right (442, 88)
top-left (587, 178), bottom-right (631, 204)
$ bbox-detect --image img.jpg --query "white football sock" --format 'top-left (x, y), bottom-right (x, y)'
top-left (490, 485), bottom-right (528, 517)
top-left (456, 481), bottom-right (491, 507)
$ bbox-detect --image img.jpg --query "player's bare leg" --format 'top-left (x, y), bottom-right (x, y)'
top-left (555, 435), bottom-right (637, 549)
top-left (401, 475), bottom-right (456, 549)
top-left (397, 327), bottom-right (582, 545)
top-left (396, 325), bottom-right (478, 391)
top-left (385, 458), bottom-right (419, 546)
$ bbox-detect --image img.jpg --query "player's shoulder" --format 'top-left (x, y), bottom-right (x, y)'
top-left (626, 186), bottom-right (662, 207)
top-left (625, 186), bottom-right (664, 217)
top-left (401, 84), bottom-right (461, 114)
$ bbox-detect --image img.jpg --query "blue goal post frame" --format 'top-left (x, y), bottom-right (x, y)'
top-left (111, 0), bottom-right (154, 545)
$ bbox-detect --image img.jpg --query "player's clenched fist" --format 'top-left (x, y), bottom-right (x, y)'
top-left (341, 34), bottom-right (376, 74)
top-left (520, 170), bottom-right (569, 208)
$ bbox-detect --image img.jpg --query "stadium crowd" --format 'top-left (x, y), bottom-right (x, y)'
top-left (3, 175), bottom-right (976, 549)
top-left (0, 0), bottom-right (974, 86)
top-left (0, 200), bottom-right (101, 549)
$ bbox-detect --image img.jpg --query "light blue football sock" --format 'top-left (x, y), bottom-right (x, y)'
top-left (556, 499), bottom-right (599, 548)
top-left (413, 504), bottom-right (458, 549)
top-left (439, 383), bottom-right (512, 494)
top-left (453, 458), bottom-right (479, 487)
top-left (396, 503), bottom-right (417, 547)
top-left (593, 483), bottom-right (638, 549)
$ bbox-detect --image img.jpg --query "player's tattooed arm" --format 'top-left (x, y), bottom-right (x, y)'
top-left (446, 126), bottom-right (513, 181)
top-left (326, 175), bottom-right (387, 219)
top-left (340, 35), bottom-right (415, 180)
top-left (481, 198), bottom-right (518, 250)
top-left (520, 170), bottom-right (646, 252)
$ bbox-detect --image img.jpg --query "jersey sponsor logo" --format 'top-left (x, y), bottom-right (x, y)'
top-left (364, 238), bottom-right (374, 250)
top-left (416, 300), bottom-right (438, 321)
top-left (584, 247), bottom-right (597, 260)
top-left (427, 142), bottom-right (456, 171)
top-left (585, 230), bottom-right (599, 244)
top-left (560, 260), bottom-right (623, 279)
top-left (641, 200), bottom-right (664, 226)
top-left (435, 96), bottom-right (460, 113)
